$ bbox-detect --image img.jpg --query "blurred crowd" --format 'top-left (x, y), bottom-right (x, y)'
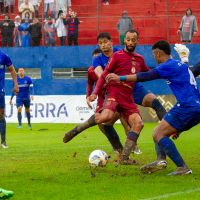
top-left (0, 0), bottom-right (80, 47)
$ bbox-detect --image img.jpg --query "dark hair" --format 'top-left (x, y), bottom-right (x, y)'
top-left (186, 8), bottom-right (192, 15)
top-left (124, 29), bottom-right (139, 40)
top-left (152, 40), bottom-right (171, 55)
top-left (97, 32), bottom-right (111, 41)
top-left (92, 48), bottom-right (102, 56)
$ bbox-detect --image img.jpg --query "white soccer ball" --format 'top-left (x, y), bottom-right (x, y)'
top-left (88, 150), bottom-right (109, 167)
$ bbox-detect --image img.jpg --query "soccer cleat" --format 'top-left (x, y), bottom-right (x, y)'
top-left (0, 188), bottom-right (14, 199)
top-left (133, 146), bottom-right (142, 155)
top-left (140, 160), bottom-right (167, 174)
top-left (28, 124), bottom-right (32, 130)
top-left (17, 125), bottom-right (22, 128)
top-left (168, 167), bottom-right (192, 176)
top-left (1, 142), bottom-right (8, 149)
top-left (63, 126), bottom-right (79, 143)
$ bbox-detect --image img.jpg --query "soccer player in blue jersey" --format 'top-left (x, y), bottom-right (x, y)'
top-left (0, 50), bottom-right (18, 148)
top-left (106, 40), bottom-right (200, 175)
top-left (10, 68), bottom-right (34, 129)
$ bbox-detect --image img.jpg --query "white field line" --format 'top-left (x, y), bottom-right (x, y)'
top-left (139, 187), bottom-right (200, 200)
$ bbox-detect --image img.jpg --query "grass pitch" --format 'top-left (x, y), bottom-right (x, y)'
top-left (0, 123), bottom-right (200, 200)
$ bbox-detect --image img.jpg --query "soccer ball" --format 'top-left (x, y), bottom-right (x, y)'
top-left (88, 150), bottom-right (109, 167)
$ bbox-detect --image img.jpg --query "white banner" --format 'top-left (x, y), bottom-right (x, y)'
top-left (5, 95), bottom-right (96, 123)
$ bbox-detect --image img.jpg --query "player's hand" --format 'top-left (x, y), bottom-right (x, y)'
top-left (174, 43), bottom-right (190, 63)
top-left (9, 99), bottom-right (13, 105)
top-left (13, 85), bottom-right (19, 95)
top-left (106, 73), bottom-right (120, 83)
top-left (86, 96), bottom-right (93, 109)
top-left (88, 94), bottom-right (97, 102)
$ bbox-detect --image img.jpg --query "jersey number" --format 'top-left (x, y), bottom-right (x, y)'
top-left (188, 68), bottom-right (197, 89)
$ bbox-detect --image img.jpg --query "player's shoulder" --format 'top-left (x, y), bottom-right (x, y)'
top-left (88, 66), bottom-right (95, 72)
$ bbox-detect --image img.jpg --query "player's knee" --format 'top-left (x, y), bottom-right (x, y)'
top-left (134, 118), bottom-right (144, 132)
top-left (142, 93), bottom-right (156, 107)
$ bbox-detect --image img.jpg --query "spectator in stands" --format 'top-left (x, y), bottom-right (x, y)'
top-left (56, 0), bottom-right (71, 18)
top-left (28, 17), bottom-right (41, 46)
top-left (44, 16), bottom-right (56, 46)
top-left (117, 10), bottom-right (133, 45)
top-left (44, 0), bottom-right (55, 18)
top-left (5, 0), bottom-right (14, 14)
top-left (0, 0), bottom-right (4, 14)
top-left (14, 15), bottom-right (22, 47)
top-left (178, 8), bottom-right (198, 44)
top-left (0, 15), bottom-right (15, 47)
top-left (102, 0), bottom-right (109, 5)
top-left (30, 0), bottom-right (41, 18)
top-left (19, 0), bottom-right (34, 20)
top-left (55, 10), bottom-right (67, 46)
top-left (18, 16), bottom-right (31, 47)
top-left (66, 10), bottom-right (80, 46)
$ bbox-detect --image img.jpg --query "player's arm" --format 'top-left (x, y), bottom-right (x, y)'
top-left (9, 92), bottom-right (15, 105)
top-left (29, 78), bottom-right (34, 101)
top-left (86, 69), bottom-right (95, 109)
top-left (89, 56), bottom-right (116, 101)
top-left (106, 69), bottom-right (160, 83)
top-left (9, 65), bottom-right (19, 95)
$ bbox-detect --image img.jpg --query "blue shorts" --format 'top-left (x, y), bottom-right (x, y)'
top-left (133, 83), bottom-right (150, 105)
top-left (0, 92), bottom-right (5, 109)
top-left (164, 102), bottom-right (200, 132)
top-left (16, 98), bottom-right (30, 108)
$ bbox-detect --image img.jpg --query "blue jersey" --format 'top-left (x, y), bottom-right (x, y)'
top-left (92, 47), bottom-right (120, 70)
top-left (17, 76), bottom-right (33, 99)
top-left (155, 59), bottom-right (200, 105)
top-left (0, 51), bottom-right (12, 92)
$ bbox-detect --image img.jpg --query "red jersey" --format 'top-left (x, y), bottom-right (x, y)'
top-left (93, 49), bottom-right (149, 95)
top-left (86, 66), bottom-right (98, 97)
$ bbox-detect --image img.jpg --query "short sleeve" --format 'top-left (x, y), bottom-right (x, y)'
top-left (92, 56), bottom-right (101, 69)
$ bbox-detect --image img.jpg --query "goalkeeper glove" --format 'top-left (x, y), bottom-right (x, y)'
top-left (174, 43), bottom-right (190, 63)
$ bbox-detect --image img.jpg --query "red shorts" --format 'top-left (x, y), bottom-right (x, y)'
top-left (103, 85), bottom-right (139, 122)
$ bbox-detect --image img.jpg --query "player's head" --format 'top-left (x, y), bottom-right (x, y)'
top-left (18, 68), bottom-right (25, 78)
top-left (92, 48), bottom-right (102, 57)
top-left (97, 32), bottom-right (112, 53)
top-left (152, 40), bottom-right (171, 64)
top-left (124, 29), bottom-right (139, 53)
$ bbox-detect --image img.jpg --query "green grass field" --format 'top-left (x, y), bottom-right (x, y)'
top-left (0, 123), bottom-right (200, 200)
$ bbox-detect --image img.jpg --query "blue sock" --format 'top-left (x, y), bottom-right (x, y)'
top-left (18, 112), bottom-right (22, 126)
top-left (158, 137), bottom-right (185, 167)
top-left (154, 142), bottom-right (166, 160)
top-left (0, 118), bottom-right (6, 144)
top-left (151, 99), bottom-right (167, 121)
top-left (127, 131), bottom-right (139, 142)
top-left (26, 112), bottom-right (31, 125)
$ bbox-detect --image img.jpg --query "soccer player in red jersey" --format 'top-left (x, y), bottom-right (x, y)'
top-left (88, 30), bottom-right (148, 164)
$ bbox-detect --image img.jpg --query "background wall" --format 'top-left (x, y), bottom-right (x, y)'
top-left (2, 44), bottom-right (200, 95)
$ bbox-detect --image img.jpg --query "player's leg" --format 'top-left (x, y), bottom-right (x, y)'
top-left (17, 106), bottom-right (22, 128)
top-left (120, 116), bottom-right (142, 154)
top-left (0, 187), bottom-right (14, 199)
top-left (141, 106), bottom-right (196, 175)
top-left (24, 99), bottom-right (32, 129)
top-left (119, 113), bottom-right (143, 164)
top-left (0, 92), bottom-right (7, 148)
top-left (63, 114), bottom-right (96, 143)
top-left (16, 98), bottom-right (23, 128)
